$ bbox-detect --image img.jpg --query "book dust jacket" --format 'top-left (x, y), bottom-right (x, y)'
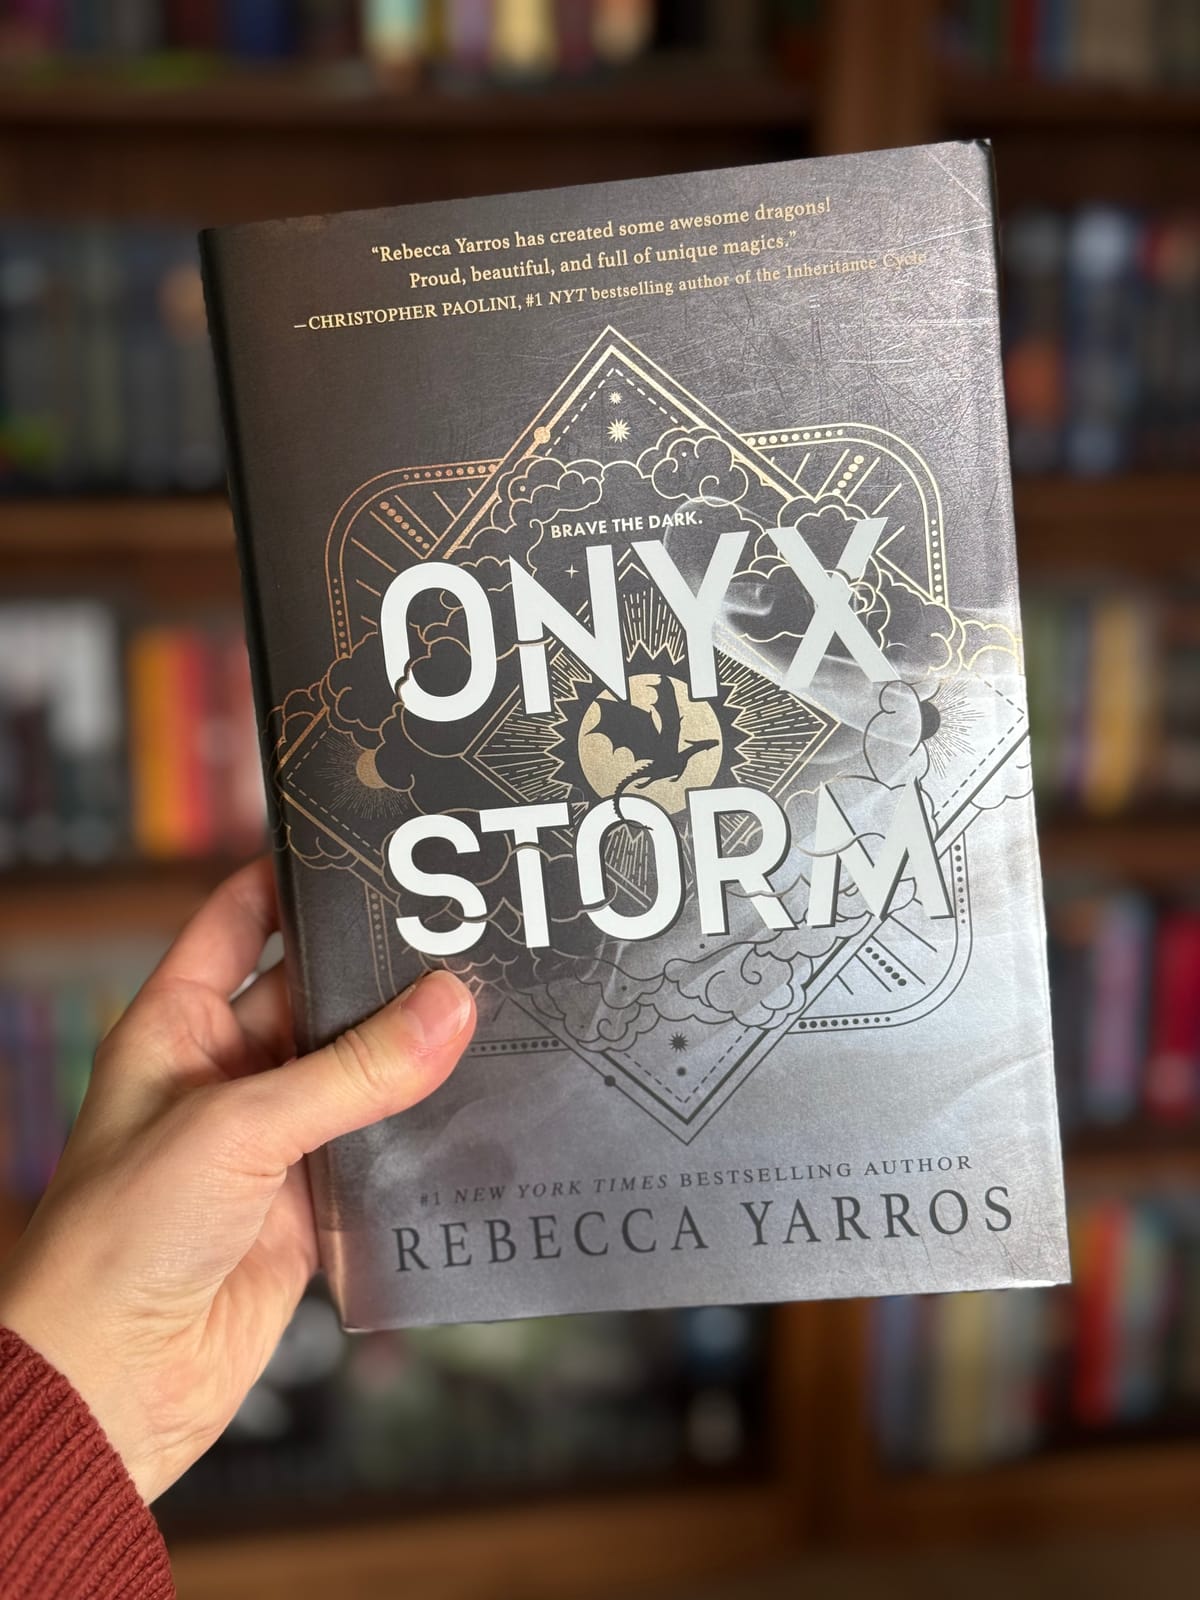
top-left (202, 141), bottom-right (1070, 1330)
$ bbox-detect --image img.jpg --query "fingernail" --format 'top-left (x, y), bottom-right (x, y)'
top-left (396, 970), bottom-right (473, 1050)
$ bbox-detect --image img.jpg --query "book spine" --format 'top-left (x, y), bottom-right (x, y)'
top-left (107, 0), bottom-right (164, 56)
top-left (127, 626), bottom-right (179, 858)
top-left (1064, 207), bottom-right (1140, 476)
top-left (176, 627), bottom-right (217, 857)
top-left (1071, 1200), bottom-right (1126, 1427)
top-left (223, 0), bottom-right (296, 60)
top-left (220, 630), bottom-right (268, 855)
top-left (442, 0), bottom-right (492, 75)
top-left (1117, 1203), bottom-right (1172, 1420)
top-left (703, 0), bottom-right (767, 66)
top-left (1081, 593), bottom-right (1149, 816)
top-left (554, 0), bottom-right (594, 74)
top-left (491, 0), bottom-right (556, 77)
top-left (200, 233), bottom-right (310, 1040)
top-left (1144, 911), bottom-right (1200, 1121)
top-left (362, 0), bottom-right (428, 79)
top-left (592, 0), bottom-right (654, 64)
top-left (165, 0), bottom-right (222, 51)
top-left (297, 0), bottom-right (361, 58)
top-left (927, 1291), bottom-right (991, 1467)
top-left (1002, 209), bottom-right (1066, 473)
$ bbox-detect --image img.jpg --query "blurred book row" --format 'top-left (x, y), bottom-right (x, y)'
top-left (4, 579), bottom-right (1200, 868)
top-left (0, 602), bottom-right (263, 867)
top-left (1025, 586), bottom-right (1200, 816)
top-left (1049, 888), bottom-right (1200, 1131)
top-left (872, 1189), bottom-right (1200, 1472)
top-left (5, 201), bottom-right (1198, 497)
top-left (0, 942), bottom-right (157, 1195)
top-left (159, 1295), bottom-right (764, 1528)
top-left (942, 0), bottom-right (1200, 87)
top-left (1003, 207), bottom-right (1200, 476)
top-left (0, 1), bottom-right (816, 82)
top-left (0, 222), bottom-right (221, 494)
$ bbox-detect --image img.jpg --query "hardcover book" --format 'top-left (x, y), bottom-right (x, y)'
top-left (202, 141), bottom-right (1070, 1330)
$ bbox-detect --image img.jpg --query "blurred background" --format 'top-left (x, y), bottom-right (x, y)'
top-left (0, 1), bottom-right (1198, 1597)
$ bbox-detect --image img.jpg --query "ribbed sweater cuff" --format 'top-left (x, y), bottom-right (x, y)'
top-left (0, 1327), bottom-right (174, 1599)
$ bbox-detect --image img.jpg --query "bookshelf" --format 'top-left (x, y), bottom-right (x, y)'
top-left (166, 1480), bottom-right (796, 1600)
top-left (2, 3), bottom-right (1199, 1593)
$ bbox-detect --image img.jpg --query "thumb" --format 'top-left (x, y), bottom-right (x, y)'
top-left (230, 970), bottom-right (475, 1170)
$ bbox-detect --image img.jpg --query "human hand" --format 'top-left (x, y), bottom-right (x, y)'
top-left (0, 857), bottom-right (474, 1503)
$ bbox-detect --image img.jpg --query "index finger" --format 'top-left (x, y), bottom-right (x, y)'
top-left (149, 856), bottom-right (279, 1000)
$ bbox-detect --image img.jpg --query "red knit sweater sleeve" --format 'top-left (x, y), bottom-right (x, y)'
top-left (0, 1327), bottom-right (174, 1599)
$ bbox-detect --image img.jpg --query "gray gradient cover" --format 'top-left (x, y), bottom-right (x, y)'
top-left (202, 141), bottom-right (1070, 1330)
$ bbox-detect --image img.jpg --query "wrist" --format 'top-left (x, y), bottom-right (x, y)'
top-left (0, 1252), bottom-right (160, 1503)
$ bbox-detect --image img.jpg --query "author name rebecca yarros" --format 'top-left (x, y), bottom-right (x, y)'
top-left (390, 1185), bottom-right (1014, 1272)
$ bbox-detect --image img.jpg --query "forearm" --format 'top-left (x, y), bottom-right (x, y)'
top-left (0, 1327), bottom-right (174, 1600)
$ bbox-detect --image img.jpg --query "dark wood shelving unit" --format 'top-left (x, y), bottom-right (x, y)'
top-left (1015, 475), bottom-right (1200, 574)
top-left (1039, 817), bottom-right (1200, 880)
top-left (0, 495), bottom-right (234, 554)
top-left (0, 860), bottom-right (241, 943)
top-left (4, 467), bottom-right (1197, 565)
top-left (166, 1478), bottom-right (796, 1600)
top-left (0, 66), bottom-right (812, 132)
top-left (0, 62), bottom-right (812, 225)
top-left (2, 3), bottom-right (1199, 1592)
top-left (1066, 1131), bottom-right (1200, 1187)
top-left (939, 72), bottom-right (1200, 131)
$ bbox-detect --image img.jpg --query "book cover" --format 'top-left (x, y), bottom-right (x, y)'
top-left (202, 141), bottom-right (1069, 1330)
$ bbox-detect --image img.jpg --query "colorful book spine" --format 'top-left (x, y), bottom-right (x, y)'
top-left (1082, 893), bottom-right (1153, 1126)
top-left (1048, 887), bottom-right (1200, 1133)
top-left (362, 0), bottom-right (427, 81)
top-left (554, 0), bottom-right (595, 74)
top-left (871, 1192), bottom-right (1200, 1470)
top-left (592, 0), bottom-right (655, 64)
top-left (1145, 912), bottom-right (1200, 1122)
top-left (442, 0), bottom-right (492, 76)
top-left (1081, 594), bottom-right (1153, 816)
top-left (945, 0), bottom-right (1200, 85)
top-left (491, 0), bottom-right (556, 77)
top-left (1071, 1201), bottom-right (1127, 1426)
top-left (223, 0), bottom-right (295, 60)
top-left (1022, 584), bottom-right (1200, 817)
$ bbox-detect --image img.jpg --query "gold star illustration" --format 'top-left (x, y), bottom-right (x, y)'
top-left (608, 390), bottom-right (622, 404)
top-left (608, 418), bottom-right (629, 443)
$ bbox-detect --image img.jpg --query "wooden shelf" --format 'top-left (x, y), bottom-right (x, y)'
top-left (940, 72), bottom-right (1200, 133)
top-left (852, 1437), bottom-right (1200, 1543)
top-left (0, 861), bottom-right (236, 942)
top-left (813, 1295), bottom-right (1200, 1544)
top-left (1066, 1129), bottom-right (1200, 1188)
top-left (1014, 475), bottom-right (1200, 573)
top-left (168, 1479), bottom-right (791, 1600)
top-left (2, 473), bottom-right (1193, 568)
top-left (0, 67), bottom-right (811, 134)
top-left (1039, 817), bottom-right (1200, 881)
top-left (0, 65), bottom-right (811, 222)
top-left (0, 496), bottom-right (233, 556)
